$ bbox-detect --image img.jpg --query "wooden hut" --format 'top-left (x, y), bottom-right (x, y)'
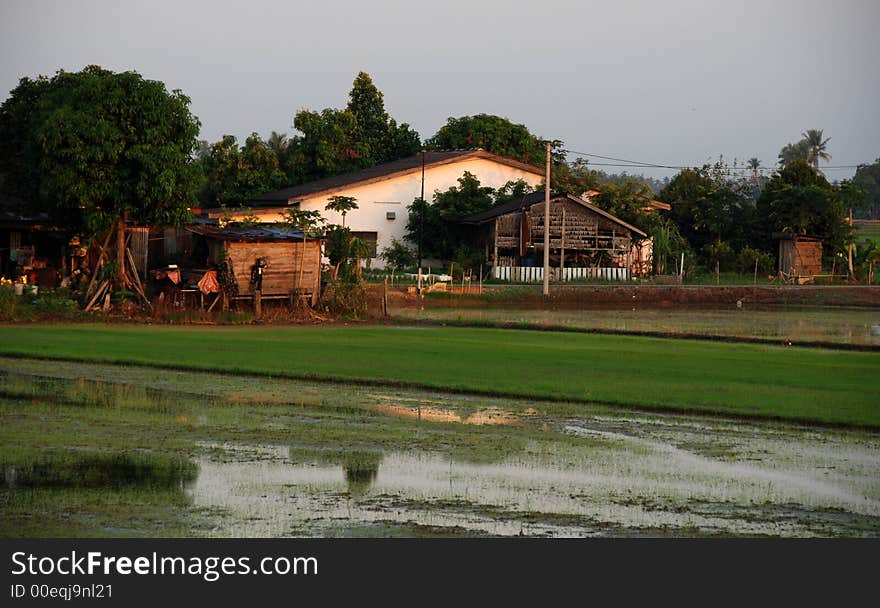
top-left (464, 192), bottom-right (647, 282)
top-left (775, 233), bottom-right (822, 280)
top-left (186, 224), bottom-right (322, 306)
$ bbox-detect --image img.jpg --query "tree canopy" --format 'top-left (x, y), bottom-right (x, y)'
top-left (756, 159), bottom-right (848, 254)
top-left (851, 158), bottom-right (880, 219)
top-left (199, 133), bottom-right (286, 206)
top-left (285, 72), bottom-right (420, 184)
top-left (425, 114), bottom-right (562, 168)
top-left (0, 65), bottom-right (201, 234)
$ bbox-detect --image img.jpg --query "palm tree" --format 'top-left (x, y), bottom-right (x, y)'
top-left (325, 195), bottom-right (359, 228)
top-left (747, 157), bottom-right (761, 180)
top-left (265, 131), bottom-right (289, 156)
top-left (802, 129), bottom-right (831, 171)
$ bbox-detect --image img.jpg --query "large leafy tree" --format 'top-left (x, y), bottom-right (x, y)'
top-left (286, 72), bottom-right (420, 183)
top-left (850, 158), bottom-right (879, 219)
top-left (755, 160), bottom-right (848, 255)
top-left (425, 114), bottom-right (562, 168)
top-left (405, 171), bottom-right (495, 261)
top-left (0, 65), bottom-right (201, 287)
top-left (200, 133), bottom-right (286, 206)
top-left (659, 162), bottom-right (755, 254)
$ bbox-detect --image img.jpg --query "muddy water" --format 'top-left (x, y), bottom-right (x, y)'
top-left (2, 358), bottom-right (879, 537)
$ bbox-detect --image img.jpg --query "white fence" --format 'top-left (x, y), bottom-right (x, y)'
top-left (492, 266), bottom-right (629, 282)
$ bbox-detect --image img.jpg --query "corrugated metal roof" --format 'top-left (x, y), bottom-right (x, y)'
top-left (185, 224), bottom-right (313, 241)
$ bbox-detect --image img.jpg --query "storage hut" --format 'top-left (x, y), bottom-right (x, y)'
top-left (775, 233), bottom-right (822, 279)
top-left (464, 192), bottom-right (647, 282)
top-left (185, 225), bottom-right (322, 306)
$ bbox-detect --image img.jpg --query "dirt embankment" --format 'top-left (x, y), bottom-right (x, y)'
top-left (385, 285), bottom-right (880, 309)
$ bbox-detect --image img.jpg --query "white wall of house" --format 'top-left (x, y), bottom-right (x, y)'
top-left (228, 157), bottom-right (543, 267)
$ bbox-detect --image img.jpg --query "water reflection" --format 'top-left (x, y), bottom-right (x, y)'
top-left (2, 451), bottom-right (197, 491)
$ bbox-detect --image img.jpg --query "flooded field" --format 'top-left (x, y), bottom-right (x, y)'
top-left (1, 357), bottom-right (878, 537)
top-left (393, 305), bottom-right (880, 346)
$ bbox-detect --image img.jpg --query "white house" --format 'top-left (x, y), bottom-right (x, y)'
top-left (201, 150), bottom-right (544, 267)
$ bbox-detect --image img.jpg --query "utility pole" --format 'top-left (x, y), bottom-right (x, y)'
top-left (418, 150), bottom-right (425, 294)
top-left (543, 142), bottom-right (550, 296)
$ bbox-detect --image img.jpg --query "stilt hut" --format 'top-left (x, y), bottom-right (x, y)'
top-left (464, 192), bottom-right (647, 282)
top-left (185, 225), bottom-right (323, 306)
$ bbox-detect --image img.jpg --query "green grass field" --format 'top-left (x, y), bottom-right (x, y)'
top-left (855, 222), bottom-right (880, 244)
top-left (1, 324), bottom-right (877, 427)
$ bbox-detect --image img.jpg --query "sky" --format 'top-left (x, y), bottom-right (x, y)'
top-left (1, 0), bottom-right (878, 180)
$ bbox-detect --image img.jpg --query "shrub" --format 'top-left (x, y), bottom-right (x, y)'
top-left (736, 247), bottom-right (775, 275)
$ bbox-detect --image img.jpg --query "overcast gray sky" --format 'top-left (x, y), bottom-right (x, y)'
top-left (1, 0), bottom-right (878, 179)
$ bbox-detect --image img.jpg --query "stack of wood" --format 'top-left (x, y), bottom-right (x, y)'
top-left (83, 223), bottom-right (152, 312)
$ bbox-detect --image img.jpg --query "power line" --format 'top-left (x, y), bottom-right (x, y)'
top-left (562, 148), bottom-right (864, 173)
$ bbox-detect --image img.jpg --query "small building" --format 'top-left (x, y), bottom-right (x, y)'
top-left (464, 192), bottom-right (647, 282)
top-left (775, 233), bottom-right (823, 279)
top-left (185, 224), bottom-right (322, 306)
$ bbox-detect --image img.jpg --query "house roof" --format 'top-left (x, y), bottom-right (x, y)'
top-left (463, 191), bottom-right (647, 238)
top-left (240, 149), bottom-right (544, 208)
top-left (185, 224), bottom-right (314, 242)
top-left (583, 189), bottom-right (671, 212)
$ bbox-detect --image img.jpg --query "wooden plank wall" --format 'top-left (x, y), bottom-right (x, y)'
top-left (225, 240), bottom-right (321, 297)
top-left (495, 200), bottom-right (632, 253)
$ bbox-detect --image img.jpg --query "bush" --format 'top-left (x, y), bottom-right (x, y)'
top-left (31, 290), bottom-right (80, 318)
top-left (320, 280), bottom-right (367, 319)
top-left (0, 285), bottom-right (18, 321)
top-left (736, 247), bottom-right (775, 275)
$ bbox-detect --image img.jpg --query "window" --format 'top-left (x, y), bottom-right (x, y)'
top-left (351, 232), bottom-right (378, 258)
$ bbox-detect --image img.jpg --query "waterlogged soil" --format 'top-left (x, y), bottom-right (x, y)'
top-left (1, 357), bottom-right (878, 538)
top-left (392, 305), bottom-right (880, 346)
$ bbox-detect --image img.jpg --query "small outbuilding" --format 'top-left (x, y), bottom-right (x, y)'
top-left (775, 233), bottom-right (822, 280)
top-left (185, 224), bottom-right (322, 306)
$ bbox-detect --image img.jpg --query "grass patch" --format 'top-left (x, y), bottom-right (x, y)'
top-left (0, 324), bottom-right (877, 427)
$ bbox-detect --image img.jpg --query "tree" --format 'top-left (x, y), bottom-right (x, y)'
top-left (346, 72), bottom-right (420, 163)
top-left (778, 140), bottom-right (811, 167)
top-left (425, 114), bottom-right (562, 167)
top-left (756, 160), bottom-right (848, 257)
top-left (405, 172), bottom-right (495, 261)
top-left (282, 208), bottom-right (324, 297)
top-left (199, 133), bottom-right (286, 206)
top-left (286, 72), bottom-right (420, 183)
top-left (851, 158), bottom-right (880, 219)
top-left (659, 162), bottom-right (755, 255)
top-left (747, 158), bottom-right (761, 179)
top-left (324, 195), bottom-right (359, 228)
top-left (380, 239), bottom-right (415, 272)
top-left (0, 66), bottom-right (200, 291)
top-left (802, 129), bottom-right (831, 171)
top-left (265, 131), bottom-right (289, 156)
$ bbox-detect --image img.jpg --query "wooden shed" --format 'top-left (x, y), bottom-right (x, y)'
top-left (775, 233), bottom-right (822, 279)
top-left (186, 224), bottom-right (322, 306)
top-left (464, 192), bottom-right (647, 281)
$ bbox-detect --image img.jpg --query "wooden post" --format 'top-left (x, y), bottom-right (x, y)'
top-left (754, 258), bottom-right (758, 285)
top-left (848, 208), bottom-right (854, 279)
top-left (479, 264), bottom-right (483, 295)
top-left (116, 217), bottom-right (127, 288)
top-left (542, 142), bottom-right (550, 296)
top-left (560, 206), bottom-right (566, 279)
top-left (493, 217), bottom-right (499, 275)
top-left (383, 276), bottom-right (388, 317)
top-left (222, 292), bottom-right (228, 312)
top-left (254, 289), bottom-right (262, 319)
